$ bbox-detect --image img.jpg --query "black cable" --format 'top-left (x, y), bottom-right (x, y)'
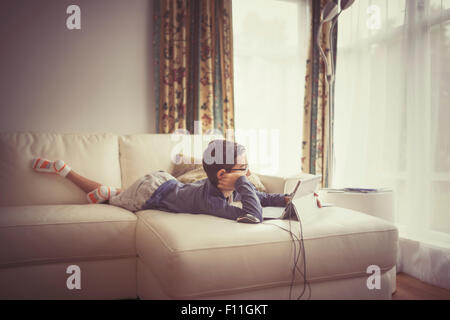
top-left (263, 200), bottom-right (311, 300)
top-left (263, 221), bottom-right (301, 299)
top-left (288, 202), bottom-right (310, 300)
top-left (288, 217), bottom-right (298, 300)
top-left (293, 206), bottom-right (311, 300)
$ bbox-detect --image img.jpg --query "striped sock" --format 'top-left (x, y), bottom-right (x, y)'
top-left (32, 158), bottom-right (71, 177)
top-left (87, 186), bottom-right (118, 204)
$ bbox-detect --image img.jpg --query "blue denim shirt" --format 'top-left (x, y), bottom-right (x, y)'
top-left (141, 176), bottom-right (286, 222)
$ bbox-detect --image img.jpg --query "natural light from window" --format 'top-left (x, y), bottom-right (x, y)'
top-left (334, 0), bottom-right (450, 245)
top-left (232, 0), bottom-right (309, 176)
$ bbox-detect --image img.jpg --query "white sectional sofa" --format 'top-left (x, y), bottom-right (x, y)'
top-left (0, 132), bottom-right (398, 299)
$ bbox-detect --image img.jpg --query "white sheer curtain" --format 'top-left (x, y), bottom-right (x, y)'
top-left (232, 0), bottom-right (310, 176)
top-left (334, 0), bottom-right (450, 289)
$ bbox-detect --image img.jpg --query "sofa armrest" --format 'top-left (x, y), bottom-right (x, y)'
top-left (256, 173), bottom-right (322, 195)
top-left (255, 174), bottom-right (287, 194)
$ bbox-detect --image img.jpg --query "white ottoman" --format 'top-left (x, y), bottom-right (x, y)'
top-left (134, 206), bottom-right (398, 300)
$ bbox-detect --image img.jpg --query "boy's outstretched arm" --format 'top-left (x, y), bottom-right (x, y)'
top-left (255, 190), bottom-right (289, 207)
top-left (233, 184), bottom-right (288, 207)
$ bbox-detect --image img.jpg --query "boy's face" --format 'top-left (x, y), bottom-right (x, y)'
top-left (230, 153), bottom-right (250, 177)
top-left (215, 152), bottom-right (251, 193)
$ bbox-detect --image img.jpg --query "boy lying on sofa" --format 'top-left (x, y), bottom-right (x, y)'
top-left (31, 139), bottom-right (289, 223)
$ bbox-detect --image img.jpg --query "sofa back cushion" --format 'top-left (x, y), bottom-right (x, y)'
top-left (0, 133), bottom-right (121, 206)
top-left (119, 134), bottom-right (217, 188)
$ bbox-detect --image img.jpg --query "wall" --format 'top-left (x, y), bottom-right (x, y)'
top-left (0, 0), bottom-right (156, 134)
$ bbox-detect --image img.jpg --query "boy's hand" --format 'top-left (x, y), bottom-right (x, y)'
top-left (217, 172), bottom-right (246, 191)
top-left (284, 196), bottom-right (290, 206)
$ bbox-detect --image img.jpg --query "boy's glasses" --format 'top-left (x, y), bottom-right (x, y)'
top-left (227, 167), bottom-right (248, 173)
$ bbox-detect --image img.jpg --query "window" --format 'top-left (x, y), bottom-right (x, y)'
top-left (334, 0), bottom-right (450, 244)
top-left (232, 0), bottom-right (310, 176)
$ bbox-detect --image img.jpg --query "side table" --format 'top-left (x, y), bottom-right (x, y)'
top-left (317, 189), bottom-right (395, 223)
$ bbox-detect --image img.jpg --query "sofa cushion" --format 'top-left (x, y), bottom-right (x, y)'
top-left (0, 205), bottom-right (137, 267)
top-left (0, 133), bottom-right (122, 206)
top-left (119, 134), bottom-right (216, 189)
top-left (171, 153), bottom-right (203, 178)
top-left (135, 207), bottom-right (398, 299)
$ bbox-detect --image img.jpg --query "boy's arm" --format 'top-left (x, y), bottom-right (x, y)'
top-left (233, 186), bottom-right (288, 207)
top-left (255, 190), bottom-right (288, 207)
top-left (213, 176), bottom-right (264, 222)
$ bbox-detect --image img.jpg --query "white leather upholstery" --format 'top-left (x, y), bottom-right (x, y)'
top-left (0, 258), bottom-right (137, 300)
top-left (137, 259), bottom-right (396, 300)
top-left (0, 204), bottom-right (137, 267)
top-left (258, 173), bottom-right (319, 194)
top-left (0, 132), bottom-right (398, 300)
top-left (135, 207), bottom-right (398, 299)
top-left (0, 133), bottom-right (122, 206)
top-left (119, 134), bottom-right (215, 188)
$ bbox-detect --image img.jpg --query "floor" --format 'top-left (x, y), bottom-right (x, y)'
top-left (392, 272), bottom-right (450, 300)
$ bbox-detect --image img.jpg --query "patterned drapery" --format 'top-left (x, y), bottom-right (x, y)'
top-left (302, 0), bottom-right (337, 187)
top-left (153, 0), bottom-right (235, 134)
